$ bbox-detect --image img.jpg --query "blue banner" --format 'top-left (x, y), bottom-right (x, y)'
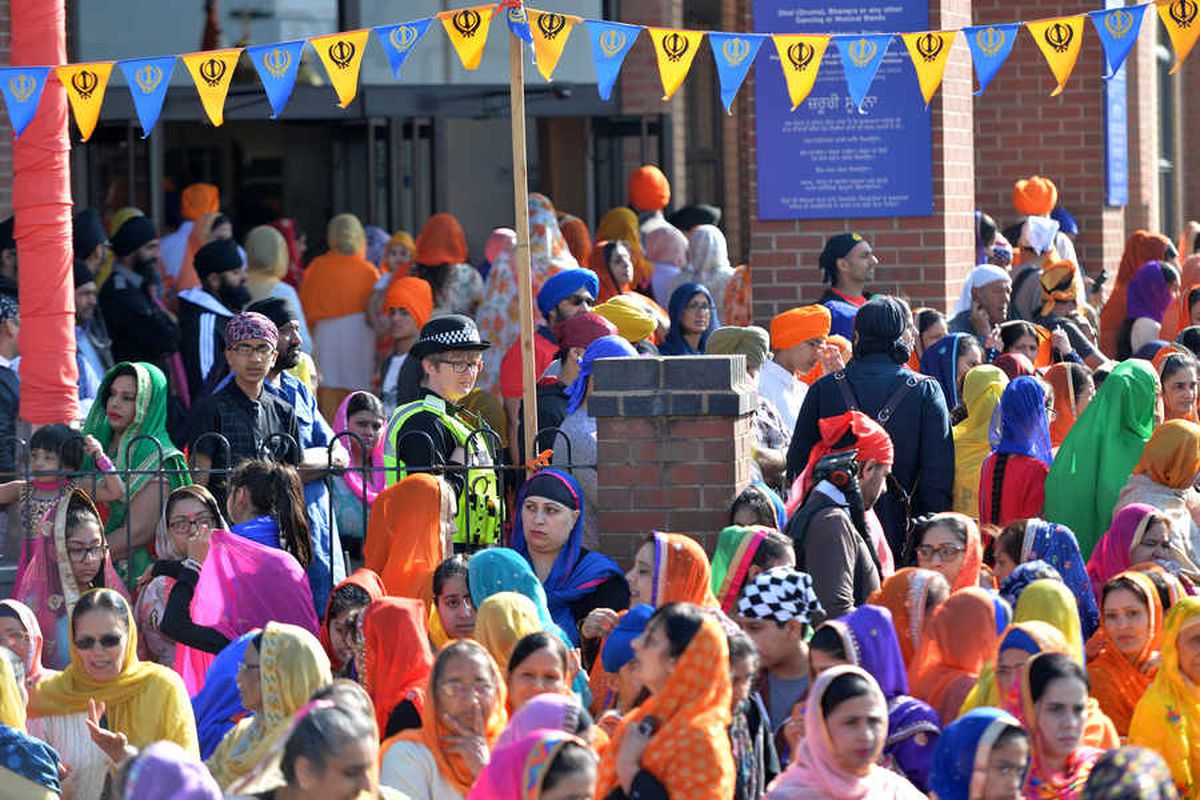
top-left (963, 24), bottom-right (1019, 96)
top-left (0, 67), bottom-right (49, 139)
top-left (247, 41), bottom-right (305, 118)
top-left (505, 4), bottom-right (534, 44)
top-left (1089, 5), bottom-right (1147, 78)
top-left (118, 56), bottom-right (176, 137)
top-left (374, 19), bottom-right (432, 78)
top-left (835, 35), bottom-right (891, 112)
top-left (708, 32), bottom-right (767, 112)
top-left (586, 20), bottom-right (640, 101)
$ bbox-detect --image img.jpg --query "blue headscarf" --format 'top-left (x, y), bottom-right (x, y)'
top-left (536, 267), bottom-right (600, 318)
top-left (565, 334), bottom-right (638, 414)
top-left (0, 723), bottom-right (61, 795)
top-left (927, 708), bottom-right (1028, 800)
top-left (1021, 519), bottom-right (1101, 639)
top-left (511, 469), bottom-right (627, 646)
top-left (748, 481), bottom-right (787, 529)
top-left (991, 376), bottom-right (1053, 466)
top-left (601, 604), bottom-right (654, 673)
top-left (920, 332), bottom-right (974, 408)
top-left (660, 282), bottom-right (718, 355)
top-left (998, 559), bottom-right (1061, 608)
top-left (191, 631), bottom-right (255, 760)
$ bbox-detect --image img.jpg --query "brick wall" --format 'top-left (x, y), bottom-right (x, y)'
top-left (0, 0), bottom-right (12, 216)
top-left (1127, 20), bottom-right (1160, 235)
top-left (591, 355), bottom-right (755, 565)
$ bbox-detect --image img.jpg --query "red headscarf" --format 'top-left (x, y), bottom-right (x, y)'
top-left (414, 213), bottom-right (468, 265)
top-left (1101, 230), bottom-right (1173, 355)
top-left (789, 411), bottom-right (894, 509)
top-left (362, 597), bottom-right (434, 735)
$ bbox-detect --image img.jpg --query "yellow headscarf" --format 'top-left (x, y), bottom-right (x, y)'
top-left (0, 649), bottom-right (25, 730)
top-left (1130, 597), bottom-right (1200, 795)
top-left (1133, 418), bottom-right (1200, 489)
top-left (951, 365), bottom-right (1008, 515)
top-left (205, 622), bottom-right (332, 789)
top-left (28, 588), bottom-right (198, 754)
top-left (473, 592), bottom-right (542, 671)
top-left (596, 208), bottom-right (651, 287)
top-left (1013, 579), bottom-right (1084, 664)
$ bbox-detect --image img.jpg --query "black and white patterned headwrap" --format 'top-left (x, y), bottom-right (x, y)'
top-left (737, 567), bottom-right (823, 624)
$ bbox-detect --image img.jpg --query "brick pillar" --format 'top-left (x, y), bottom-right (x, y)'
top-left (590, 355), bottom-right (755, 565)
top-left (0, 0), bottom-right (13, 216)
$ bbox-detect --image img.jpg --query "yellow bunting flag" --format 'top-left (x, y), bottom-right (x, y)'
top-left (56, 62), bottom-right (113, 141)
top-left (528, 9), bottom-right (582, 81)
top-left (182, 49), bottom-right (242, 126)
top-left (439, 6), bottom-right (495, 70)
top-left (1026, 16), bottom-right (1085, 96)
top-left (647, 28), bottom-right (706, 100)
top-left (311, 29), bottom-right (371, 108)
top-left (771, 35), bottom-right (830, 110)
top-left (901, 31), bottom-right (956, 106)
top-left (1159, 0), bottom-right (1200, 73)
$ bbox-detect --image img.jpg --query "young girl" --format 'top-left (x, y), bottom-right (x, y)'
top-left (331, 391), bottom-right (387, 550)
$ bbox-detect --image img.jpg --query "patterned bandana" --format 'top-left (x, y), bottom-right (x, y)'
top-left (0, 294), bottom-right (17, 323)
top-left (737, 567), bottom-right (824, 624)
top-left (224, 311), bottom-right (278, 346)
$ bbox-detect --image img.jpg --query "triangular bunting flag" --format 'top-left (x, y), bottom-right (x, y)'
top-left (647, 28), bottom-right (706, 100)
top-left (374, 19), bottom-right (433, 78)
top-left (56, 62), bottom-right (114, 141)
top-left (963, 24), bottom-right (1019, 95)
top-left (901, 31), bottom-right (956, 106)
top-left (181, 49), bottom-right (242, 127)
top-left (1089, 5), bottom-right (1147, 78)
top-left (1159, 0), bottom-right (1200, 73)
top-left (528, 9), bottom-right (582, 81)
top-left (708, 32), bottom-right (766, 112)
top-left (585, 20), bottom-right (640, 101)
top-left (0, 67), bottom-right (49, 139)
top-left (501, 1), bottom-right (533, 44)
top-left (835, 34), bottom-right (892, 112)
top-left (770, 34), bottom-right (830, 111)
top-left (311, 29), bottom-right (371, 108)
top-left (118, 57), bottom-right (175, 137)
top-left (1026, 16), bottom-right (1085, 96)
top-left (247, 41), bottom-right (305, 118)
top-left (439, 6), bottom-right (496, 70)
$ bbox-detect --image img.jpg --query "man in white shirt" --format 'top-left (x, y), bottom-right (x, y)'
top-left (760, 305), bottom-right (832, 433)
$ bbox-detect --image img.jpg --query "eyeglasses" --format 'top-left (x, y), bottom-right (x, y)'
top-left (439, 680), bottom-right (494, 699)
top-left (66, 544), bottom-right (109, 562)
top-left (565, 294), bottom-right (594, 308)
top-left (168, 515), bottom-right (217, 533)
top-left (230, 343), bottom-right (276, 358)
top-left (684, 301), bottom-right (713, 313)
top-left (75, 633), bottom-right (123, 651)
top-left (437, 358), bottom-right (483, 374)
top-left (916, 544), bottom-right (965, 562)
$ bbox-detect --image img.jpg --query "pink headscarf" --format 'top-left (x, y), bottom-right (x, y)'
top-left (1086, 503), bottom-right (1157, 603)
top-left (644, 224), bottom-right (689, 268)
top-left (467, 730), bottom-right (589, 800)
top-left (333, 391), bottom-right (386, 504)
top-left (495, 694), bottom-right (584, 750)
top-left (486, 228), bottom-right (517, 264)
top-left (0, 599), bottom-right (54, 687)
top-left (176, 529), bottom-right (320, 694)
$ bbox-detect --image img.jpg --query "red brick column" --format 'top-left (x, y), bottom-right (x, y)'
top-left (590, 355), bottom-right (755, 565)
top-left (0, 0), bottom-right (13, 216)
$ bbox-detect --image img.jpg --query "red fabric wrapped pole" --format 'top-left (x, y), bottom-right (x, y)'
top-left (12, 0), bottom-right (78, 424)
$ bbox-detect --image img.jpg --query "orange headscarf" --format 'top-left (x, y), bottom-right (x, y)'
top-left (1087, 570), bottom-right (1163, 736)
top-left (910, 587), bottom-right (1002, 723)
top-left (651, 532), bottom-right (719, 608)
top-left (318, 568), bottom-right (385, 673)
top-left (590, 240), bottom-right (629, 302)
top-left (363, 597), bottom-right (434, 736)
top-left (946, 513), bottom-right (984, 593)
top-left (596, 615), bottom-right (734, 800)
top-left (414, 213), bottom-right (469, 265)
top-left (175, 211), bottom-right (220, 293)
top-left (596, 207), bottom-right (651, 287)
top-left (1102, 230), bottom-right (1174, 355)
top-left (1012, 175), bottom-right (1059, 217)
top-left (1132, 418), bottom-right (1200, 488)
top-left (181, 183), bottom-right (220, 221)
top-left (868, 567), bottom-right (945, 668)
top-left (383, 275), bottom-right (435, 331)
top-left (383, 641), bottom-right (508, 794)
top-left (559, 215), bottom-right (592, 266)
top-left (299, 243), bottom-right (380, 326)
top-left (1045, 363), bottom-right (1081, 448)
top-left (364, 474), bottom-right (446, 606)
top-left (1167, 279), bottom-right (1200, 339)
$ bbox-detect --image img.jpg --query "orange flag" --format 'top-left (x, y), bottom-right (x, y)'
top-left (901, 31), bottom-right (956, 106)
top-left (647, 28), bottom-right (706, 100)
top-left (181, 49), bottom-right (243, 126)
top-left (1026, 16), bottom-right (1085, 96)
top-left (439, 6), bottom-right (496, 70)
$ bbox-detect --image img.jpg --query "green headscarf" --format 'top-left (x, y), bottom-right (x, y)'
top-left (1043, 359), bottom-right (1157, 558)
top-left (710, 526), bottom-right (772, 614)
top-left (82, 362), bottom-right (191, 580)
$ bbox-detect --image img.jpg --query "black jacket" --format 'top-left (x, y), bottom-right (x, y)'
top-left (177, 286), bottom-right (234, 401)
top-left (99, 264), bottom-right (180, 364)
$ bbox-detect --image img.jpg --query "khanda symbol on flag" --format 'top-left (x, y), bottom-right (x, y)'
top-left (662, 31), bottom-right (691, 61)
top-left (70, 69), bottom-right (99, 100)
top-left (391, 24), bottom-right (421, 52)
top-left (1104, 8), bottom-right (1136, 39)
top-left (1044, 21), bottom-right (1074, 53)
top-left (599, 28), bottom-right (627, 57)
top-left (7, 73), bottom-right (35, 103)
top-left (914, 31), bottom-right (944, 62)
top-left (847, 37), bottom-right (878, 67)
top-left (263, 48), bottom-right (292, 79)
top-left (198, 56), bottom-right (227, 87)
top-left (722, 37), bottom-right (752, 67)
top-left (327, 39), bottom-right (357, 69)
top-left (453, 8), bottom-right (483, 38)
top-left (975, 26), bottom-right (1007, 57)
top-left (537, 13), bottom-right (568, 40)
top-left (787, 41), bottom-right (816, 71)
top-left (1170, 0), bottom-right (1198, 27)
top-left (134, 64), bottom-right (163, 94)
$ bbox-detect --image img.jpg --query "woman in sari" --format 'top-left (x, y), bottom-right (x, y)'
top-left (710, 526), bottom-right (795, 615)
top-left (1114, 418), bottom-right (1200, 559)
top-left (1086, 504), bottom-right (1194, 602)
top-left (1044, 359), bottom-right (1159, 558)
top-left (1156, 350), bottom-right (1198, 423)
top-left (595, 206), bottom-right (651, 290)
top-left (358, 597), bottom-right (434, 739)
top-left (807, 605), bottom-right (941, 790)
top-left (28, 588), bottom-right (197, 800)
top-left (1088, 571), bottom-right (1163, 737)
top-left (927, 707), bottom-right (1030, 800)
top-left (319, 568), bottom-right (384, 679)
top-left (381, 639), bottom-right (508, 800)
top-left (82, 361), bottom-right (192, 583)
top-left (469, 729), bottom-right (596, 800)
top-left (920, 333), bottom-right (983, 410)
top-left (979, 377), bottom-right (1054, 527)
top-left (0, 600), bottom-right (52, 689)
top-left (1045, 363), bottom-right (1095, 450)
top-left (596, 604), bottom-right (736, 800)
top-left (364, 474), bottom-right (454, 604)
top-left (910, 587), bottom-right (1005, 724)
top-left (1130, 596), bottom-right (1200, 796)
top-left (766, 665), bottom-right (924, 799)
top-left (910, 513), bottom-right (984, 593)
top-left (992, 519), bottom-right (1100, 639)
top-left (867, 567), bottom-right (950, 669)
top-left (1018, 652), bottom-right (1105, 799)
top-left (1015, 580), bottom-right (1088, 664)
top-left (952, 365), bottom-right (1008, 515)
top-left (474, 593), bottom-right (545, 683)
top-left (659, 282), bottom-right (718, 355)
top-left (13, 488), bottom-right (127, 669)
top-left (205, 622), bottom-right (332, 789)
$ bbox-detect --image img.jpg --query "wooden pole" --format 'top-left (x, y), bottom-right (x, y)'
top-left (509, 27), bottom-right (539, 470)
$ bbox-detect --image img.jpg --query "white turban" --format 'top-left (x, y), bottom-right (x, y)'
top-left (953, 264), bottom-right (1012, 316)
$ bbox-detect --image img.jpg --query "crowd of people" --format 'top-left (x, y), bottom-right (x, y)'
top-left (0, 166), bottom-right (1198, 799)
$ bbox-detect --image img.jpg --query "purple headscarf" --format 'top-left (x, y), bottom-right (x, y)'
top-left (495, 694), bottom-right (584, 749)
top-left (123, 741), bottom-right (223, 800)
top-left (1127, 261), bottom-right (1175, 323)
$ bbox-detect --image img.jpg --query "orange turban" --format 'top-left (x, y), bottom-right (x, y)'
top-left (384, 275), bottom-right (435, 329)
top-left (181, 183), bottom-right (220, 221)
top-left (628, 165), bottom-right (671, 212)
top-left (771, 305), bottom-right (832, 350)
top-left (1040, 260), bottom-right (1080, 315)
top-left (1012, 175), bottom-right (1059, 217)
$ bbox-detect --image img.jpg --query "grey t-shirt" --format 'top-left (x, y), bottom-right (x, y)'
top-left (766, 673), bottom-right (809, 732)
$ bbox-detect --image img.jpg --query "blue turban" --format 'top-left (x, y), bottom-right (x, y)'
top-left (537, 268), bottom-right (600, 318)
top-left (565, 334), bottom-right (638, 414)
top-left (602, 604), bottom-right (655, 673)
top-left (1050, 207), bottom-right (1078, 236)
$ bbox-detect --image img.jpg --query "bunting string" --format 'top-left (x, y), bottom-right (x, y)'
top-left (0, 0), bottom-right (1190, 141)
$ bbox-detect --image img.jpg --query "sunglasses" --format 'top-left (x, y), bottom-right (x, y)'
top-left (75, 633), bottom-right (123, 651)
